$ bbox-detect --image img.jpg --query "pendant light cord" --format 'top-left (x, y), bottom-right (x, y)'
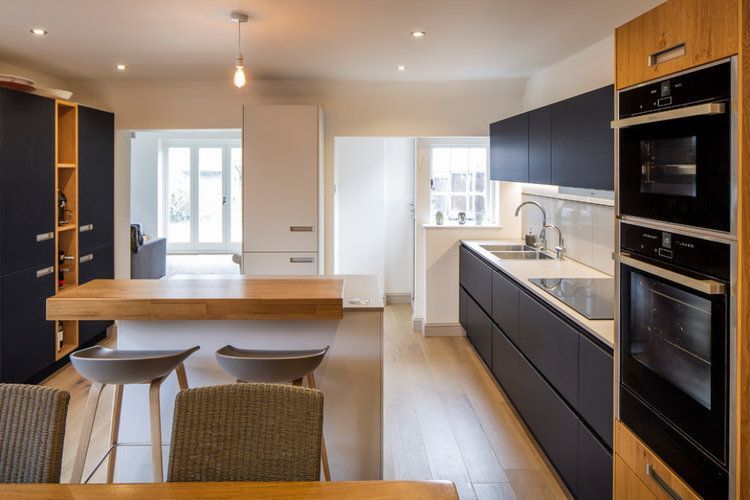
top-left (237, 19), bottom-right (242, 59)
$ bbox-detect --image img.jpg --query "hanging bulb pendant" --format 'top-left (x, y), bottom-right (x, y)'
top-left (234, 56), bottom-right (246, 88)
top-left (230, 11), bottom-right (249, 88)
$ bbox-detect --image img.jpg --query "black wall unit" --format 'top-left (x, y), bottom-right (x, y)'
top-left (460, 243), bottom-right (613, 498)
top-left (78, 106), bottom-right (115, 253)
top-left (489, 85), bottom-right (614, 190)
top-left (0, 89), bottom-right (55, 276)
top-left (551, 85), bottom-right (614, 190)
top-left (490, 113), bottom-right (528, 182)
top-left (0, 265), bottom-right (55, 382)
top-left (78, 244), bottom-right (114, 344)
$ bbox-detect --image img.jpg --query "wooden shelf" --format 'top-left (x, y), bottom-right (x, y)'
top-left (57, 163), bottom-right (76, 169)
top-left (57, 224), bottom-right (77, 232)
top-left (55, 343), bottom-right (77, 361)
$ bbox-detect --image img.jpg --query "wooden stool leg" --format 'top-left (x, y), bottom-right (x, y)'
top-left (148, 376), bottom-right (166, 482)
top-left (71, 382), bottom-right (105, 483)
top-left (106, 384), bottom-right (123, 483)
top-left (306, 372), bottom-right (331, 481)
top-left (175, 363), bottom-right (189, 390)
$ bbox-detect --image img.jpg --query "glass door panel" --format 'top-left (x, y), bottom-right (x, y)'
top-left (197, 147), bottom-right (223, 245)
top-left (167, 147), bottom-right (191, 243)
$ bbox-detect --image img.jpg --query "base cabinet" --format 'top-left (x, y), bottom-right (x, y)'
top-left (578, 422), bottom-right (613, 500)
top-left (466, 296), bottom-right (492, 368)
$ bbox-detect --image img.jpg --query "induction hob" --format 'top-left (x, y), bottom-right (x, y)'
top-left (528, 277), bottom-right (614, 320)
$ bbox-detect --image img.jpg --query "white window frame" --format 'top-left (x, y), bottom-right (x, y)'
top-left (159, 138), bottom-right (242, 254)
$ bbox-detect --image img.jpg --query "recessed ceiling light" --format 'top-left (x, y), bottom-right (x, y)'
top-left (410, 31), bottom-right (426, 38)
top-left (29, 28), bottom-right (47, 36)
top-left (397, 65), bottom-right (406, 71)
top-left (115, 64), bottom-right (128, 71)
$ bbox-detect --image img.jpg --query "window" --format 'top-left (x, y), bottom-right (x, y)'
top-left (430, 146), bottom-right (492, 224)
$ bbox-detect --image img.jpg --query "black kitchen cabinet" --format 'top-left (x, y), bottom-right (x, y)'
top-left (466, 296), bottom-right (492, 368)
top-left (0, 89), bottom-right (55, 277)
top-left (459, 246), bottom-right (468, 289)
top-left (519, 291), bottom-right (579, 406)
top-left (464, 248), bottom-right (492, 314)
top-left (78, 106), bottom-right (115, 253)
top-left (0, 264), bottom-right (55, 382)
top-left (551, 85), bottom-right (614, 190)
top-left (491, 270), bottom-right (520, 344)
top-left (78, 245), bottom-right (114, 344)
top-left (490, 113), bottom-right (528, 182)
top-left (577, 422), bottom-right (613, 500)
top-left (459, 286), bottom-right (468, 332)
top-left (578, 335), bottom-right (614, 448)
top-left (528, 106), bottom-right (552, 185)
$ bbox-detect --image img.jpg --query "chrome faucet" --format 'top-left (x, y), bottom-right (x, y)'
top-left (541, 224), bottom-right (565, 259)
top-left (514, 201), bottom-right (547, 248)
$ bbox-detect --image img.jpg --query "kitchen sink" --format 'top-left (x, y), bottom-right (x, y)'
top-left (491, 251), bottom-right (554, 260)
top-left (479, 244), bottom-right (536, 252)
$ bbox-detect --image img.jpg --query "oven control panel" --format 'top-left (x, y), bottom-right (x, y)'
top-left (620, 223), bottom-right (730, 280)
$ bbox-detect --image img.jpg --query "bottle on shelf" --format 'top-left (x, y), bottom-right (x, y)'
top-left (57, 322), bottom-right (64, 352)
top-left (58, 250), bottom-right (72, 288)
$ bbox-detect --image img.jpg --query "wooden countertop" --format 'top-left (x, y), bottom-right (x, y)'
top-left (46, 278), bottom-right (344, 321)
top-left (0, 481), bottom-right (458, 499)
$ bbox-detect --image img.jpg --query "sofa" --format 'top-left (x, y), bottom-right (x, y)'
top-left (131, 237), bottom-right (167, 279)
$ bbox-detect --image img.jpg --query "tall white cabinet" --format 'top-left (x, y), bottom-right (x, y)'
top-left (242, 105), bottom-right (323, 275)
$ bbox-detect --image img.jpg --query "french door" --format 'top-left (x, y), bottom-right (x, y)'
top-left (162, 140), bottom-right (242, 253)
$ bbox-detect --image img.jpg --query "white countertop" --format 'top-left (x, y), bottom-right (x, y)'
top-left (461, 240), bottom-right (614, 348)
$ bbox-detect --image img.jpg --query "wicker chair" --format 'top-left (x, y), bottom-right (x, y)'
top-left (0, 384), bottom-right (70, 483)
top-left (167, 383), bottom-right (324, 482)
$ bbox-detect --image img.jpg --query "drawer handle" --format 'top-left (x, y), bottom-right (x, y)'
top-left (289, 257), bottom-right (314, 263)
top-left (79, 254), bottom-right (94, 264)
top-left (645, 463), bottom-right (682, 500)
top-left (36, 266), bottom-right (54, 278)
top-left (36, 232), bottom-right (54, 242)
top-left (290, 226), bottom-right (314, 232)
top-left (647, 43), bottom-right (686, 67)
top-left (79, 224), bottom-right (94, 233)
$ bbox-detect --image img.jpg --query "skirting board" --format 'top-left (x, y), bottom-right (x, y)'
top-left (386, 293), bottom-right (412, 305)
top-left (422, 322), bottom-right (466, 337)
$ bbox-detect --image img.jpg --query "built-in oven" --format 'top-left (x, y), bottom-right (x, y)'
top-left (613, 59), bottom-right (736, 234)
top-left (618, 222), bottom-right (733, 498)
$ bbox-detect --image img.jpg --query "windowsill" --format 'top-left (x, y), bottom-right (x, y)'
top-left (422, 224), bottom-right (503, 229)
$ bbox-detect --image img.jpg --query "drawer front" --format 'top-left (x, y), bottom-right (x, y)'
top-left (578, 422), bottom-right (613, 500)
top-left (466, 296), bottom-right (492, 368)
top-left (491, 270), bottom-right (519, 343)
top-left (519, 292), bottom-right (579, 406)
top-left (615, 0), bottom-right (738, 89)
top-left (615, 454), bottom-right (656, 500)
top-left (459, 246), bottom-right (468, 288)
top-left (242, 252), bottom-right (318, 275)
top-left (578, 335), bottom-right (614, 448)
top-left (615, 422), bottom-right (700, 500)
top-left (459, 286), bottom-right (468, 332)
top-left (466, 250), bottom-right (492, 313)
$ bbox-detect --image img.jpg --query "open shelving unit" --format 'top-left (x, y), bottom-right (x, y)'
top-left (55, 100), bottom-right (79, 360)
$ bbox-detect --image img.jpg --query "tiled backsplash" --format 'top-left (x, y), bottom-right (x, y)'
top-left (519, 191), bottom-right (615, 276)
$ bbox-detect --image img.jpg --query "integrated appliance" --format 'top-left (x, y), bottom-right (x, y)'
top-left (528, 277), bottom-right (614, 320)
top-left (617, 222), bottom-right (733, 498)
top-left (613, 59), bottom-right (736, 234)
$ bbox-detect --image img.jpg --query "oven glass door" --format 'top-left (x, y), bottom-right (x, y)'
top-left (619, 109), bottom-right (731, 232)
top-left (620, 259), bottom-right (728, 462)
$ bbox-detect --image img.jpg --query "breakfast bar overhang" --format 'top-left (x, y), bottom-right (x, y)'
top-left (47, 275), bottom-right (384, 482)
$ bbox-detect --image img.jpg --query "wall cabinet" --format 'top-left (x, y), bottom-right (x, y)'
top-left (489, 85), bottom-right (614, 190)
top-left (615, 0), bottom-right (739, 90)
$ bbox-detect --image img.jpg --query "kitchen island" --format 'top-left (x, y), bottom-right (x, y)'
top-left (47, 275), bottom-right (384, 482)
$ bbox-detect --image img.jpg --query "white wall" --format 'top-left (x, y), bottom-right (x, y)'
top-left (334, 137), bottom-right (414, 297)
top-left (114, 131), bottom-right (132, 278)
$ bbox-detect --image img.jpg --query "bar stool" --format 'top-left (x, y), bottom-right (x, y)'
top-left (215, 345), bottom-right (331, 481)
top-left (69, 345), bottom-right (200, 483)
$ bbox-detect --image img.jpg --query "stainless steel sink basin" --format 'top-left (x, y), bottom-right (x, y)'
top-left (479, 244), bottom-right (535, 252)
top-left (491, 251), bottom-right (554, 260)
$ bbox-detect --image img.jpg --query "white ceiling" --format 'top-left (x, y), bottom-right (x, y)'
top-left (0, 0), bottom-right (662, 82)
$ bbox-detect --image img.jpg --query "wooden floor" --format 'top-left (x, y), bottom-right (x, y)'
top-left (42, 305), bottom-right (568, 498)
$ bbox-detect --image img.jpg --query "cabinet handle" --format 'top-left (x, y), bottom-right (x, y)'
top-left (79, 224), bottom-right (94, 233)
top-left (647, 43), bottom-right (686, 67)
top-left (290, 226), bottom-right (314, 232)
top-left (289, 257), bottom-right (314, 263)
top-left (79, 254), bottom-right (94, 264)
top-left (36, 266), bottom-right (54, 278)
top-left (645, 463), bottom-right (682, 500)
top-left (36, 232), bottom-right (54, 242)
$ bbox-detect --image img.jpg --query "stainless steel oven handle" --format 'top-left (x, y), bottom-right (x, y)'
top-left (645, 463), bottom-right (682, 500)
top-left (619, 253), bottom-right (726, 295)
top-left (611, 102), bottom-right (725, 129)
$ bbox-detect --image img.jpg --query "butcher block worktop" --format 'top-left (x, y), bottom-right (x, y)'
top-left (46, 277), bottom-right (345, 321)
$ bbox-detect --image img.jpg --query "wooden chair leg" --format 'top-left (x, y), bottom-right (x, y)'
top-left (149, 376), bottom-right (167, 483)
top-left (306, 372), bottom-right (331, 481)
top-left (106, 384), bottom-right (123, 483)
top-left (71, 382), bottom-right (105, 483)
top-left (175, 363), bottom-right (189, 390)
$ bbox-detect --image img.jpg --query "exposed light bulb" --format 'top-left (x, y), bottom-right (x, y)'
top-left (234, 57), bottom-right (246, 88)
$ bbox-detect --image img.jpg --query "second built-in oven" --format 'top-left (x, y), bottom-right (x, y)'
top-left (614, 59), bottom-right (735, 234)
top-left (618, 222), bottom-right (732, 498)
